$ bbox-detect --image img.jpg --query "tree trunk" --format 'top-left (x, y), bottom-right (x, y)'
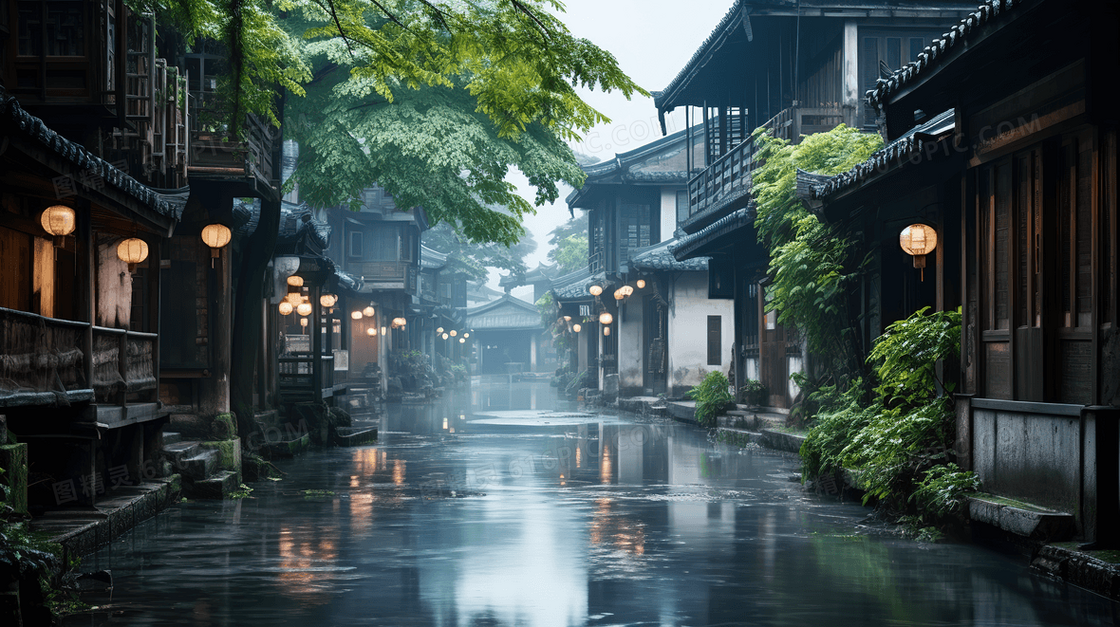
top-left (230, 198), bottom-right (281, 445)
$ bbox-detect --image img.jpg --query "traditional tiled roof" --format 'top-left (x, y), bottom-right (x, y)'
top-left (0, 85), bottom-right (181, 221)
top-left (549, 267), bottom-right (607, 301)
top-left (866, 0), bottom-right (1021, 113)
top-left (670, 205), bottom-right (755, 261)
top-left (804, 109), bottom-right (955, 200)
top-left (654, 1), bottom-right (745, 113)
top-left (631, 239), bottom-right (709, 272)
top-left (420, 245), bottom-right (448, 270)
top-left (233, 199), bottom-right (331, 253)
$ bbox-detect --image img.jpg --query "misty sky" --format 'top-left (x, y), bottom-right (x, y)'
top-left (494, 0), bottom-right (733, 290)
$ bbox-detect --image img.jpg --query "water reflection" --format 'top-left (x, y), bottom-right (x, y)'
top-left (68, 376), bottom-right (1119, 626)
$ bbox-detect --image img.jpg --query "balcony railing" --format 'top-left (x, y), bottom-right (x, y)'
top-left (92, 327), bottom-right (159, 403)
top-left (761, 105), bottom-right (849, 144)
top-left (0, 308), bottom-right (88, 406)
top-left (686, 134), bottom-right (756, 227)
top-left (0, 307), bottom-right (157, 407)
top-left (279, 354), bottom-right (336, 400)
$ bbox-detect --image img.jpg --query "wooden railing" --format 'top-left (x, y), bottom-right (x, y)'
top-left (0, 308), bottom-right (88, 406)
top-left (761, 105), bottom-right (849, 144)
top-left (686, 135), bottom-right (756, 224)
top-left (279, 354), bottom-right (335, 398)
top-left (92, 327), bottom-right (159, 402)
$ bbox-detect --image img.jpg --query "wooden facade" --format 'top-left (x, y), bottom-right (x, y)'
top-left (661, 0), bottom-right (973, 409)
top-left (809, 0), bottom-right (1119, 542)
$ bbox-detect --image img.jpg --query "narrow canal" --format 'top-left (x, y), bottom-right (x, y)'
top-left (67, 378), bottom-right (1119, 626)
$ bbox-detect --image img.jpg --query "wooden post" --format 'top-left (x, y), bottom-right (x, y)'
top-left (311, 285), bottom-right (323, 400)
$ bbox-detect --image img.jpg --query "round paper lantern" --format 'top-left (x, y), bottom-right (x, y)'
top-left (442, 333), bottom-right (449, 340)
top-left (572, 324), bottom-right (581, 333)
top-left (201, 223), bottom-right (232, 257)
top-left (367, 327), bottom-right (377, 336)
top-left (41, 205), bottom-right (76, 239)
top-left (278, 301), bottom-right (294, 315)
top-left (351, 311), bottom-right (363, 320)
top-left (287, 275), bottom-right (304, 287)
top-left (363, 305), bottom-right (375, 317)
top-left (459, 338), bottom-right (465, 344)
top-left (296, 302), bottom-right (313, 317)
top-left (900, 224), bottom-right (938, 278)
top-left (599, 312), bottom-right (613, 325)
top-left (588, 285), bottom-right (603, 296)
top-left (603, 327), bottom-right (611, 336)
top-left (117, 238), bottom-right (149, 270)
top-left (437, 327), bottom-right (444, 334)
top-left (450, 330), bottom-right (457, 337)
top-left (320, 294), bottom-right (337, 308)
top-left (393, 317), bottom-right (407, 328)
top-left (636, 279), bottom-right (646, 289)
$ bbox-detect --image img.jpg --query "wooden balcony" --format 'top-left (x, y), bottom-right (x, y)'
top-left (0, 308), bottom-right (159, 413)
top-left (357, 262), bottom-right (416, 293)
top-left (761, 105), bottom-right (850, 144)
top-left (683, 135), bottom-right (756, 233)
top-left (279, 354), bottom-right (337, 402)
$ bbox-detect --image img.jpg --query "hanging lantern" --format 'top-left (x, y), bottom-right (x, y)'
top-left (393, 317), bottom-right (407, 328)
top-left (636, 279), bottom-right (646, 289)
top-left (286, 291), bottom-right (303, 306)
top-left (287, 275), bottom-right (304, 287)
top-left (363, 305), bottom-right (375, 318)
top-left (300, 318), bottom-right (309, 329)
top-left (599, 312), bottom-right (613, 325)
top-left (117, 238), bottom-right (149, 272)
top-left (381, 326), bottom-right (388, 336)
top-left (442, 333), bottom-right (449, 340)
top-left (320, 293), bottom-right (338, 308)
top-left (899, 224), bottom-right (938, 280)
top-left (278, 301), bottom-right (294, 316)
top-left (367, 327), bottom-right (377, 336)
top-left (621, 285), bottom-right (634, 297)
top-left (459, 337), bottom-right (465, 344)
top-left (572, 323), bottom-right (581, 333)
top-left (296, 302), bottom-right (313, 317)
top-left (437, 327), bottom-right (444, 334)
top-left (351, 311), bottom-right (363, 320)
top-left (588, 284), bottom-right (603, 296)
top-left (200, 223), bottom-right (232, 260)
top-left (41, 205), bottom-right (76, 247)
top-left (613, 288), bottom-right (625, 301)
top-left (604, 327), bottom-right (611, 336)
top-left (463, 332), bottom-right (469, 338)
top-left (563, 316), bottom-right (571, 322)
top-left (450, 329), bottom-right (457, 337)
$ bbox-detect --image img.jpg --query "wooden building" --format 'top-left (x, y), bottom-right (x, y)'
top-left (464, 295), bottom-right (543, 375)
top-left (659, 0), bottom-right (973, 408)
top-left (806, 0), bottom-right (1119, 542)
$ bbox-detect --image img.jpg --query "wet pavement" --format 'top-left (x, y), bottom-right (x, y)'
top-left (67, 377), bottom-right (1120, 626)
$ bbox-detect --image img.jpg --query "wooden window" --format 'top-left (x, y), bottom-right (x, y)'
top-left (707, 315), bottom-right (721, 366)
top-left (619, 203), bottom-right (650, 265)
top-left (348, 231), bottom-right (363, 258)
top-left (369, 228), bottom-right (399, 261)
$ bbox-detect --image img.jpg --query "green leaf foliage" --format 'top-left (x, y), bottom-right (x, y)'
top-left (801, 307), bottom-right (971, 525)
top-left (685, 371), bottom-right (733, 429)
top-left (551, 234), bottom-right (588, 274)
top-left (751, 125), bottom-right (883, 385)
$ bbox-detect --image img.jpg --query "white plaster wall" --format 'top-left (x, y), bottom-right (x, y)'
top-left (659, 187), bottom-right (681, 243)
top-left (618, 299), bottom-right (645, 391)
top-left (667, 272), bottom-right (735, 394)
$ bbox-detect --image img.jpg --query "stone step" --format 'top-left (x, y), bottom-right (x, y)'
top-left (259, 433), bottom-right (311, 459)
top-left (168, 444), bottom-right (219, 481)
top-left (162, 431), bottom-right (183, 446)
top-left (334, 426), bottom-right (378, 447)
top-left (190, 470), bottom-right (240, 500)
top-left (163, 440), bottom-right (201, 465)
top-left (967, 494), bottom-right (1075, 541)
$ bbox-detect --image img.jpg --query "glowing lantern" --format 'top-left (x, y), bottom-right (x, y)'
top-left (442, 333), bottom-right (449, 340)
top-left (278, 301), bottom-right (294, 316)
top-left (351, 311), bottom-right (363, 320)
top-left (450, 330), bottom-right (457, 337)
top-left (599, 312), bottom-right (613, 325)
top-left (41, 205), bottom-right (76, 246)
top-left (604, 327), bottom-right (611, 336)
top-left (393, 317), bottom-right (407, 328)
top-left (296, 302), bottom-right (313, 317)
top-left (287, 275), bottom-right (304, 287)
top-left (286, 291), bottom-right (303, 306)
top-left (588, 285), bottom-right (603, 296)
top-left (367, 327), bottom-right (377, 336)
top-left (620, 285), bottom-right (634, 297)
top-left (459, 338), bottom-right (465, 344)
top-left (437, 327), bottom-right (444, 334)
top-left (117, 238), bottom-right (149, 272)
top-left (464, 333), bottom-right (469, 338)
top-left (320, 293), bottom-right (337, 308)
top-left (636, 279), bottom-right (646, 289)
top-left (572, 324), bottom-right (581, 333)
top-left (363, 305), bottom-right (375, 318)
top-left (899, 224), bottom-right (938, 280)
top-left (200, 223), bottom-right (232, 260)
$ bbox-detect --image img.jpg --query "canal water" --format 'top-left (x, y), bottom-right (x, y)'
top-left (67, 377), bottom-right (1119, 626)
